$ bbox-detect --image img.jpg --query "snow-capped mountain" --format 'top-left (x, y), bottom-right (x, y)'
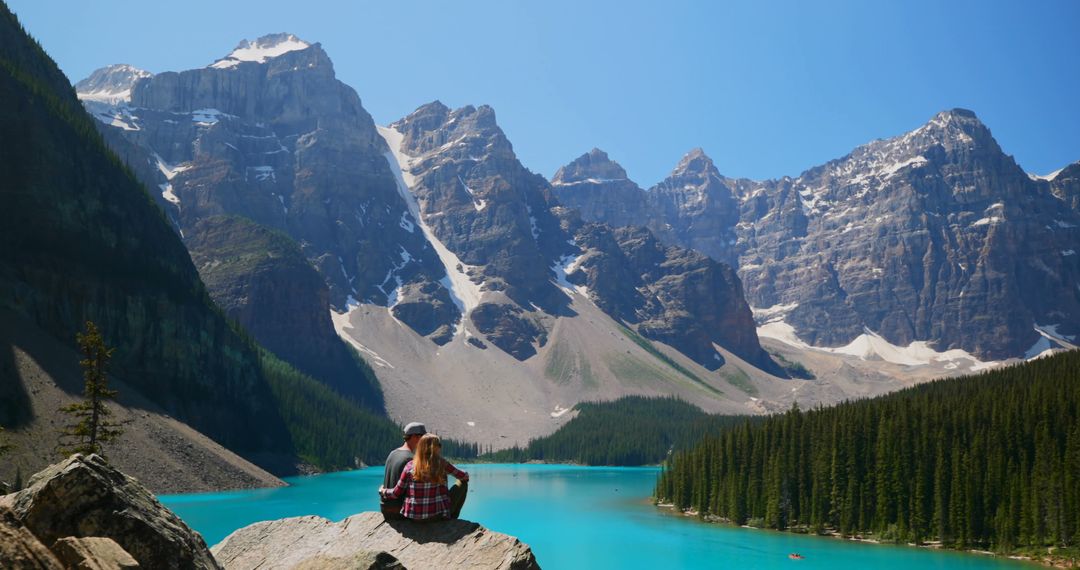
top-left (75, 34), bottom-right (443, 405)
top-left (74, 63), bottom-right (151, 104)
top-left (209, 33), bottom-right (311, 68)
top-left (554, 109), bottom-right (1080, 361)
top-left (78, 35), bottom-right (780, 446)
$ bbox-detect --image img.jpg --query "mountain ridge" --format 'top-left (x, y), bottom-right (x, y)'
top-left (553, 108), bottom-right (1080, 361)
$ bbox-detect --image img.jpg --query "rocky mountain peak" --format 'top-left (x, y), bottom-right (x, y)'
top-left (209, 33), bottom-right (313, 69)
top-left (899, 107), bottom-right (998, 154)
top-left (393, 101), bottom-right (513, 159)
top-left (412, 99), bottom-right (451, 121)
top-left (74, 64), bottom-right (152, 104)
top-left (551, 148), bottom-right (629, 185)
top-left (671, 147), bottom-right (719, 179)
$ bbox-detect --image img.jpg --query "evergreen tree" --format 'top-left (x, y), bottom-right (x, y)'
top-left (57, 321), bottom-right (124, 458)
top-left (654, 350), bottom-right (1080, 555)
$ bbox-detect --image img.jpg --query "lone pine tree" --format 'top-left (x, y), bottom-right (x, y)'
top-left (58, 321), bottom-right (124, 458)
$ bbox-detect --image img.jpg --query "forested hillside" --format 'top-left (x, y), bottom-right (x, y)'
top-left (655, 350), bottom-right (1080, 553)
top-left (0, 3), bottom-right (398, 472)
top-left (485, 397), bottom-right (750, 465)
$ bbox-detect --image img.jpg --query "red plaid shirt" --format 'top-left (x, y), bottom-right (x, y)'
top-left (381, 460), bottom-right (469, 520)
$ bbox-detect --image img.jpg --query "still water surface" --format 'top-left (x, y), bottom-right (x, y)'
top-left (161, 464), bottom-right (1035, 569)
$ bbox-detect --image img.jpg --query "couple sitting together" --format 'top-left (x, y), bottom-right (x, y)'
top-left (379, 422), bottom-right (469, 522)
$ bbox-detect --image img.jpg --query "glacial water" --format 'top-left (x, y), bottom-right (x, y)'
top-left (160, 464), bottom-right (1035, 569)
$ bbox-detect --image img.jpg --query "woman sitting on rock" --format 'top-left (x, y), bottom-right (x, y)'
top-left (380, 433), bottom-right (469, 521)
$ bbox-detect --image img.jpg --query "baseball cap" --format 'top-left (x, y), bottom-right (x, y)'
top-left (403, 422), bottom-right (427, 437)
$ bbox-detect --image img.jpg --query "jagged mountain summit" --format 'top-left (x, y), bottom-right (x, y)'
top-left (79, 36), bottom-right (782, 446)
top-left (209, 33), bottom-right (312, 68)
top-left (554, 109), bottom-right (1080, 364)
top-left (75, 33), bottom-right (439, 406)
top-left (74, 63), bottom-right (152, 104)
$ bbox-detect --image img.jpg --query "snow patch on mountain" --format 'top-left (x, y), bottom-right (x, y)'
top-left (1024, 335), bottom-right (1055, 360)
top-left (756, 307), bottom-right (996, 371)
top-left (458, 176), bottom-right (487, 211)
top-left (153, 154), bottom-right (191, 206)
top-left (210, 34), bottom-right (311, 68)
top-left (191, 108), bottom-right (231, 126)
top-left (75, 64), bottom-right (152, 104)
top-left (1028, 168), bottom-right (1064, 182)
top-left (88, 106), bottom-right (141, 131)
top-left (550, 177), bottom-right (627, 187)
top-left (552, 242), bottom-right (588, 298)
top-left (751, 302), bottom-right (799, 324)
top-left (378, 125), bottom-right (484, 322)
top-left (1030, 324), bottom-right (1077, 360)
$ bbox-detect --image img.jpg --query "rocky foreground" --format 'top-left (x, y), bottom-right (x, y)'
top-left (0, 455), bottom-right (540, 569)
top-left (212, 512), bottom-right (539, 570)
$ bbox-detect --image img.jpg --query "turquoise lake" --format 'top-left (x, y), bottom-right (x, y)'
top-left (161, 464), bottom-right (1036, 569)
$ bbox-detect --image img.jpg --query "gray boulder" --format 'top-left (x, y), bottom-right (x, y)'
top-left (212, 511), bottom-right (540, 570)
top-left (1, 454), bottom-right (219, 569)
top-left (0, 506), bottom-right (63, 569)
top-left (51, 537), bottom-right (140, 569)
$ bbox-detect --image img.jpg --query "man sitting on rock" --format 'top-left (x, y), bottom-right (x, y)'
top-left (380, 422), bottom-right (426, 520)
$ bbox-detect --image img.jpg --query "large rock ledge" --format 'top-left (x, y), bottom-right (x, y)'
top-left (0, 453), bottom-right (218, 569)
top-left (1, 455), bottom-right (541, 569)
top-left (212, 512), bottom-right (541, 570)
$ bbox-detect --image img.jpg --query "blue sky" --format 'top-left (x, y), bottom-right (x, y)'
top-left (9, 0), bottom-right (1079, 185)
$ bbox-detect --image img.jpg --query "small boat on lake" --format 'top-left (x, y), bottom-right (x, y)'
top-left (789, 553), bottom-right (805, 560)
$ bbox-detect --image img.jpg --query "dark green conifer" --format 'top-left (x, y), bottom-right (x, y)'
top-left (57, 321), bottom-right (124, 458)
top-left (653, 350), bottom-right (1080, 555)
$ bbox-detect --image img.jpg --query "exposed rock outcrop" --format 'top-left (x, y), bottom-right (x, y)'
top-left (1050, 160), bottom-right (1080, 213)
top-left (385, 102), bottom-right (771, 370)
top-left (51, 537), bottom-right (140, 569)
top-left (390, 102), bottom-right (574, 315)
top-left (78, 34), bottom-right (457, 348)
top-left (570, 224), bottom-right (773, 371)
top-left (0, 454), bottom-right (219, 570)
top-left (211, 512), bottom-right (540, 570)
top-left (0, 506), bottom-right (63, 570)
top-left (550, 149), bottom-right (649, 235)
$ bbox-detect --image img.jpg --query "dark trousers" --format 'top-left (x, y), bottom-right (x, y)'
top-left (383, 481), bottom-right (469, 522)
top-left (448, 480), bottom-right (468, 519)
top-left (381, 501), bottom-right (405, 521)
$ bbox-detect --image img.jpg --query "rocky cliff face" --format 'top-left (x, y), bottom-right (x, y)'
top-left (384, 102), bottom-right (771, 370)
top-left (384, 102), bottom-right (576, 357)
top-left (1048, 161), bottom-right (1080, 213)
top-left (553, 148), bottom-right (745, 268)
top-left (554, 110), bottom-right (1080, 360)
top-left (80, 34), bottom-right (771, 373)
top-left (186, 216), bottom-right (383, 409)
top-left (78, 34), bottom-right (449, 323)
top-left (570, 224), bottom-right (772, 371)
top-left (550, 148), bottom-right (650, 233)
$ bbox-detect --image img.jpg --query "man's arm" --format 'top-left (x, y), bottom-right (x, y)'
top-left (381, 465), bottom-right (411, 499)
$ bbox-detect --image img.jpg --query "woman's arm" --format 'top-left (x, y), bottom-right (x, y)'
top-left (382, 464), bottom-right (411, 499)
top-left (445, 461), bottom-right (469, 482)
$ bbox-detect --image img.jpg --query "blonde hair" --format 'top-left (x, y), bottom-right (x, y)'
top-left (413, 433), bottom-right (447, 484)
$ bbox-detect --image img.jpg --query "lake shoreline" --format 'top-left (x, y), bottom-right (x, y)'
top-left (654, 502), bottom-right (1077, 568)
